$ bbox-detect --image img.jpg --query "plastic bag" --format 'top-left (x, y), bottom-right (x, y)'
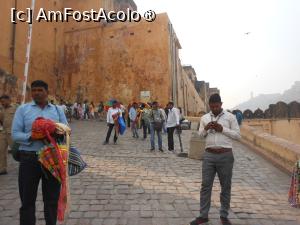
top-left (118, 117), bottom-right (126, 135)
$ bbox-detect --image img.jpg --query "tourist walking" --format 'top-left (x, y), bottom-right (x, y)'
top-left (140, 103), bottom-right (151, 139)
top-left (129, 102), bottom-right (139, 138)
top-left (12, 80), bottom-right (68, 225)
top-left (166, 102), bottom-right (180, 152)
top-left (59, 100), bottom-right (67, 114)
top-left (103, 100), bottom-right (122, 145)
top-left (73, 102), bottom-right (79, 119)
top-left (89, 101), bottom-right (95, 119)
top-left (149, 101), bottom-right (164, 151)
top-left (97, 101), bottom-right (104, 121)
top-left (83, 100), bottom-right (89, 120)
top-left (127, 103), bottom-right (132, 128)
top-left (189, 94), bottom-right (241, 225)
top-left (78, 103), bottom-right (84, 120)
top-left (233, 110), bottom-right (243, 126)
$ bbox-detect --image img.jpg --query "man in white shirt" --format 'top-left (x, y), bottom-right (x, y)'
top-left (190, 94), bottom-right (241, 225)
top-left (59, 100), bottom-right (67, 114)
top-left (103, 100), bottom-right (122, 145)
top-left (166, 102), bottom-right (180, 152)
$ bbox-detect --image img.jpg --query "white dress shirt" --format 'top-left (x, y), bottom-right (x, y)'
top-left (166, 107), bottom-right (180, 128)
top-left (198, 110), bottom-right (241, 149)
top-left (107, 107), bottom-right (122, 124)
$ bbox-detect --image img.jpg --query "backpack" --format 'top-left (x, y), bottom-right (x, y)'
top-left (151, 109), bottom-right (164, 131)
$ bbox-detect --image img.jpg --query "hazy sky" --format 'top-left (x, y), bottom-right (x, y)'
top-left (135, 0), bottom-right (300, 109)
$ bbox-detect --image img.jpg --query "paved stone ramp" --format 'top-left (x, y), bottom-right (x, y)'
top-left (0, 120), bottom-right (299, 225)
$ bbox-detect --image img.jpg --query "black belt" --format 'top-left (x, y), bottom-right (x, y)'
top-left (205, 148), bottom-right (232, 154)
top-left (19, 151), bottom-right (38, 160)
top-left (19, 151), bottom-right (37, 155)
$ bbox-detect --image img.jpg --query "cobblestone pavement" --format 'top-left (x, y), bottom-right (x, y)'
top-left (0, 120), bottom-right (299, 225)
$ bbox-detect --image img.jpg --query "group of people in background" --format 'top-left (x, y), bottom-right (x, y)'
top-left (104, 100), bottom-right (183, 152)
top-left (56, 100), bottom-right (105, 121)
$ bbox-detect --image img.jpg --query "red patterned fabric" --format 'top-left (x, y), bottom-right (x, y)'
top-left (31, 117), bottom-right (56, 140)
top-left (32, 117), bottom-right (68, 221)
top-left (289, 161), bottom-right (300, 208)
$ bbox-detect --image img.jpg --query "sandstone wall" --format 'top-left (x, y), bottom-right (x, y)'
top-left (63, 0), bottom-right (112, 32)
top-left (177, 67), bottom-right (205, 116)
top-left (243, 119), bottom-right (300, 145)
top-left (0, 2), bottom-right (206, 115)
top-left (60, 14), bottom-right (172, 105)
top-left (240, 124), bottom-right (300, 173)
top-left (60, 27), bottom-right (103, 103)
top-left (0, 0), bottom-right (64, 100)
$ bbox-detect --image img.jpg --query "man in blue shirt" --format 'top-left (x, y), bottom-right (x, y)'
top-left (129, 102), bottom-right (139, 138)
top-left (12, 80), bottom-right (68, 225)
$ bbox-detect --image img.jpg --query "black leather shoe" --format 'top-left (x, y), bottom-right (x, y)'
top-left (220, 217), bottom-right (232, 225)
top-left (190, 216), bottom-right (209, 225)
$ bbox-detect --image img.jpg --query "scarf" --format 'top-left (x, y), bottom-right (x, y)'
top-left (33, 118), bottom-right (71, 221)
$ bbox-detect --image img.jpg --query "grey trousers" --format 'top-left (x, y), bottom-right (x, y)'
top-left (200, 151), bottom-right (234, 218)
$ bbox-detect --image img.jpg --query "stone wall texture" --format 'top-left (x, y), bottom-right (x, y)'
top-left (240, 124), bottom-right (300, 173)
top-left (0, 1), bottom-right (206, 115)
top-left (242, 118), bottom-right (300, 145)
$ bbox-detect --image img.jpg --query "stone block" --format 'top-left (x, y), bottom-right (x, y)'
top-left (188, 132), bottom-right (205, 160)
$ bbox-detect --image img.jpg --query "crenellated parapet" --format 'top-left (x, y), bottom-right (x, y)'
top-left (236, 101), bottom-right (300, 119)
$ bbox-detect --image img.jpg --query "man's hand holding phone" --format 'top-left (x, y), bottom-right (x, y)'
top-left (205, 121), bottom-right (223, 132)
top-left (204, 122), bottom-right (215, 131)
top-left (212, 121), bottom-right (223, 132)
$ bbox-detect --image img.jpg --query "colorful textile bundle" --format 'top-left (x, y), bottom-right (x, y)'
top-left (288, 160), bottom-right (300, 208)
top-left (34, 118), bottom-right (71, 221)
top-left (39, 144), bottom-right (68, 183)
top-left (31, 117), bottom-right (56, 140)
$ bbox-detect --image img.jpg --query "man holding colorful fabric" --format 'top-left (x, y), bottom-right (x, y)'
top-left (103, 100), bottom-right (122, 145)
top-left (12, 80), bottom-right (68, 225)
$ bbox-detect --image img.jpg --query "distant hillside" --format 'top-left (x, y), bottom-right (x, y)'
top-left (233, 81), bottom-right (300, 111)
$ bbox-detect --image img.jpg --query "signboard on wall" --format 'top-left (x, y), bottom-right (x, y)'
top-left (140, 91), bottom-right (151, 102)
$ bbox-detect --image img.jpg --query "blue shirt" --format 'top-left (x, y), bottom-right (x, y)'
top-left (129, 107), bottom-right (137, 121)
top-left (235, 112), bottom-right (243, 126)
top-left (11, 101), bottom-right (68, 152)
